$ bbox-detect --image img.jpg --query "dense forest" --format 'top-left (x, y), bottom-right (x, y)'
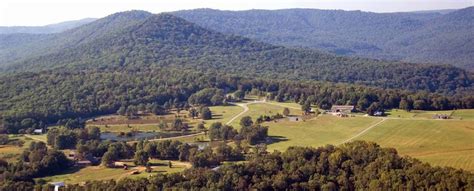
top-left (2, 141), bottom-right (473, 190)
top-left (0, 11), bottom-right (472, 133)
top-left (0, 12), bottom-right (471, 94)
top-left (174, 7), bottom-right (474, 70)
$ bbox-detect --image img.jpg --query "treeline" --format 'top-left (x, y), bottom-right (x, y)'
top-left (0, 142), bottom-right (71, 187)
top-left (11, 141), bottom-right (471, 190)
top-left (46, 126), bottom-right (100, 149)
top-left (1, 69), bottom-right (472, 133)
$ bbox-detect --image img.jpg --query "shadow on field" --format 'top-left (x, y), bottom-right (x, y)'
top-left (267, 136), bottom-right (288, 145)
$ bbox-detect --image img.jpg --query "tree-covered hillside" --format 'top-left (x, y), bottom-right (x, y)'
top-left (1, 12), bottom-right (471, 94)
top-left (173, 7), bottom-right (474, 70)
top-left (0, 12), bottom-right (472, 134)
top-left (0, 11), bottom-right (152, 68)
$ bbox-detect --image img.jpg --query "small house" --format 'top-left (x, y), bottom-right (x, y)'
top-left (33, 129), bottom-right (43, 134)
top-left (50, 182), bottom-right (65, 191)
top-left (330, 105), bottom-right (355, 113)
top-left (373, 111), bottom-right (384, 116)
top-left (288, 116), bottom-right (299, 122)
top-left (76, 160), bottom-right (92, 167)
top-left (433, 114), bottom-right (449, 119)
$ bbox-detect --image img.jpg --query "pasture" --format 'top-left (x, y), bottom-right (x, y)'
top-left (265, 115), bottom-right (382, 151)
top-left (356, 119), bottom-right (474, 171)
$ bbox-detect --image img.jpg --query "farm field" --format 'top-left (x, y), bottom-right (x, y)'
top-left (265, 115), bottom-right (382, 151)
top-left (0, 135), bottom-right (42, 162)
top-left (452, 109), bottom-right (474, 120)
top-left (206, 104), bottom-right (244, 125)
top-left (227, 102), bottom-right (301, 128)
top-left (38, 160), bottom-right (190, 184)
top-left (355, 119), bottom-right (474, 171)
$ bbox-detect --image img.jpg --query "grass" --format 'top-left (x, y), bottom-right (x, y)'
top-left (229, 102), bottom-right (301, 128)
top-left (0, 135), bottom-right (44, 162)
top-left (356, 119), bottom-right (474, 171)
top-left (38, 160), bottom-right (189, 184)
top-left (452, 109), bottom-right (474, 120)
top-left (88, 113), bottom-right (200, 133)
top-left (266, 115), bottom-right (382, 151)
top-left (0, 145), bottom-right (23, 162)
top-left (385, 109), bottom-right (458, 119)
top-left (206, 104), bottom-right (244, 125)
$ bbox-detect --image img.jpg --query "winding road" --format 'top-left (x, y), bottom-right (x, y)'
top-left (226, 100), bottom-right (266, 125)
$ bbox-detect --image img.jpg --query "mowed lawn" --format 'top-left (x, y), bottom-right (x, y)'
top-left (386, 109), bottom-right (454, 119)
top-left (229, 103), bottom-right (301, 128)
top-left (266, 115), bottom-right (382, 151)
top-left (38, 160), bottom-right (189, 184)
top-left (356, 119), bottom-right (474, 171)
top-left (452, 109), bottom-right (474, 120)
top-left (207, 104), bottom-right (244, 125)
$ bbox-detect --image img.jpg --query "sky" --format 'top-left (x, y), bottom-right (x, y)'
top-left (0, 0), bottom-right (472, 26)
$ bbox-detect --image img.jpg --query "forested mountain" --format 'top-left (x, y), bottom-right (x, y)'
top-left (0, 18), bottom-right (96, 34)
top-left (0, 11), bottom-right (151, 68)
top-left (173, 7), bottom-right (474, 70)
top-left (0, 11), bottom-right (472, 134)
top-left (1, 11), bottom-right (471, 94)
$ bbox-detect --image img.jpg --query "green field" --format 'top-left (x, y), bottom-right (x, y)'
top-left (386, 109), bottom-right (457, 119)
top-left (207, 104), bottom-right (244, 125)
top-left (0, 135), bottom-right (45, 162)
top-left (38, 160), bottom-right (189, 184)
top-left (452, 109), bottom-right (474, 120)
top-left (229, 102), bottom-right (301, 128)
top-left (356, 119), bottom-right (474, 171)
top-left (266, 115), bottom-right (382, 151)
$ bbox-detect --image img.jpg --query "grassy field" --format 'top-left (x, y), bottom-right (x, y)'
top-left (266, 115), bottom-right (382, 151)
top-left (229, 102), bottom-right (301, 128)
top-left (38, 160), bottom-right (190, 184)
top-left (452, 109), bottom-right (474, 120)
top-left (87, 112), bottom-right (202, 133)
top-left (207, 105), bottom-right (244, 125)
top-left (0, 135), bottom-right (45, 162)
top-left (356, 119), bottom-right (474, 171)
top-left (385, 109), bottom-right (456, 119)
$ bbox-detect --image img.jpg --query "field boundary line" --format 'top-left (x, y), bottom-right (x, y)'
top-left (339, 118), bottom-right (387, 145)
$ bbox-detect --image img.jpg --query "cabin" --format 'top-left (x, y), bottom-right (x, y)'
top-left (330, 105), bottom-right (355, 113)
top-left (77, 160), bottom-right (92, 167)
top-left (50, 182), bottom-right (65, 191)
top-left (373, 111), bottom-right (384, 116)
top-left (288, 116), bottom-right (300, 122)
top-left (33, 129), bottom-right (44, 134)
top-left (433, 114), bottom-right (450, 119)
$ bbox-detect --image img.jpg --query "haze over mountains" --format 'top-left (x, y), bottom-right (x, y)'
top-left (0, 10), bottom-right (471, 94)
top-left (0, 18), bottom-right (96, 34)
top-left (173, 7), bottom-right (474, 70)
top-left (1, 7), bottom-right (473, 71)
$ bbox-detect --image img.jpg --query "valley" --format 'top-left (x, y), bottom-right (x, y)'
top-left (0, 5), bottom-right (473, 190)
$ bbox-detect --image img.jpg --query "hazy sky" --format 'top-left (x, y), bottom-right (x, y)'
top-left (1, 0), bottom-right (472, 26)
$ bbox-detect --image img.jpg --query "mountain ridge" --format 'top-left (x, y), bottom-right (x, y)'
top-left (172, 7), bottom-right (474, 70)
top-left (1, 12), bottom-right (471, 94)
